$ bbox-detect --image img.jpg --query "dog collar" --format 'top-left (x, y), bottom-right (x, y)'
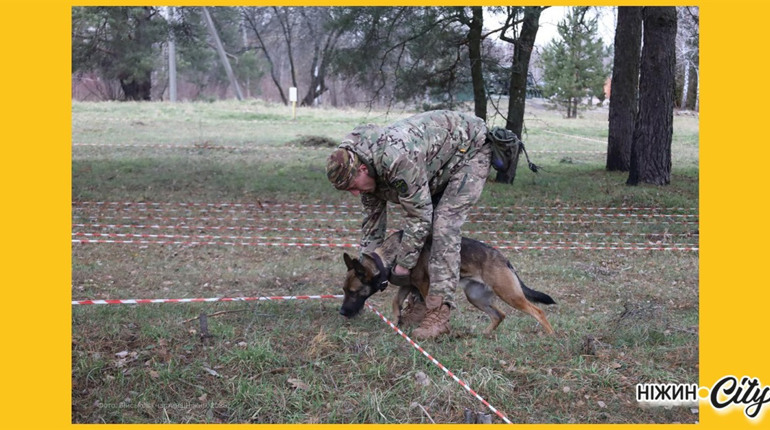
top-left (369, 252), bottom-right (391, 292)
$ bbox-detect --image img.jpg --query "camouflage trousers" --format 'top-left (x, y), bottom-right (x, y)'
top-left (427, 142), bottom-right (491, 308)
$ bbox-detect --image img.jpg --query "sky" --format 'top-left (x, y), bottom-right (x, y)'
top-left (535, 6), bottom-right (617, 47)
top-left (486, 6), bottom-right (617, 48)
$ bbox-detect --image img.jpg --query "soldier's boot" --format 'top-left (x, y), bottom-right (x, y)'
top-left (399, 294), bottom-right (427, 327)
top-left (412, 295), bottom-right (451, 340)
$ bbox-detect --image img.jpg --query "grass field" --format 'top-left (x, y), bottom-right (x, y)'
top-left (71, 100), bottom-right (699, 424)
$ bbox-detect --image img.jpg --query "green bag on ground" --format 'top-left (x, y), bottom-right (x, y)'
top-left (486, 127), bottom-right (541, 173)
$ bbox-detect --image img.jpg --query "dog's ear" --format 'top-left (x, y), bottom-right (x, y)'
top-left (344, 253), bottom-right (369, 280)
top-left (343, 253), bottom-right (355, 271)
top-left (352, 259), bottom-right (368, 280)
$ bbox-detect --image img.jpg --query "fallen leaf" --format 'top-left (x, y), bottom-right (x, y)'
top-left (203, 367), bottom-right (221, 378)
top-left (287, 378), bottom-right (310, 390)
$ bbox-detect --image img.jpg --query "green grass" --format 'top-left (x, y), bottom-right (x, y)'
top-left (72, 99), bottom-right (699, 423)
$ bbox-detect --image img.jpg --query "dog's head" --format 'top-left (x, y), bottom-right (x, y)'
top-left (339, 252), bottom-right (389, 318)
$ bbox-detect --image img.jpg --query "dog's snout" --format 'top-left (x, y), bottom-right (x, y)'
top-left (339, 303), bottom-right (362, 318)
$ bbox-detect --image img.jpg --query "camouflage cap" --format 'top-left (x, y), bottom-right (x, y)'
top-left (326, 148), bottom-right (360, 190)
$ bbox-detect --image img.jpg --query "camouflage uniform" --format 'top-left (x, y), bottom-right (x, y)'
top-left (338, 110), bottom-right (491, 307)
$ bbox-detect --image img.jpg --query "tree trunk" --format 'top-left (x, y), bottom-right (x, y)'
top-left (606, 6), bottom-right (642, 171)
top-left (496, 6), bottom-right (543, 184)
top-left (202, 7), bottom-right (244, 101)
top-left (627, 7), bottom-right (677, 186)
top-left (274, 7), bottom-right (298, 89)
top-left (299, 10), bottom-right (343, 107)
top-left (118, 7), bottom-right (154, 101)
top-left (301, 39), bottom-right (324, 106)
top-left (566, 97), bottom-right (578, 119)
top-left (119, 71), bottom-right (152, 101)
top-left (468, 6), bottom-right (486, 121)
top-left (685, 52), bottom-right (699, 110)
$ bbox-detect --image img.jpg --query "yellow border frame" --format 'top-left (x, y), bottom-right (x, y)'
top-left (6, 1), bottom-right (768, 428)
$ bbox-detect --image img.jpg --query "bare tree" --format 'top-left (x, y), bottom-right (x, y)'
top-left (297, 8), bottom-right (346, 106)
top-left (272, 7), bottom-right (300, 91)
top-left (677, 7), bottom-right (699, 111)
top-left (494, 6), bottom-right (546, 184)
top-left (456, 6), bottom-right (487, 120)
top-left (241, 7), bottom-right (350, 107)
top-left (241, 7), bottom-right (289, 105)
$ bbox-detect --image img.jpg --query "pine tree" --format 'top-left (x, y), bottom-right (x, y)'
top-left (540, 7), bottom-right (609, 118)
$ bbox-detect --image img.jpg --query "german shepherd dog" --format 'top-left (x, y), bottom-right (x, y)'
top-left (340, 231), bottom-right (556, 335)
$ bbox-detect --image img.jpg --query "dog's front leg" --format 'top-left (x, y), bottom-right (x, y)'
top-left (392, 285), bottom-right (411, 326)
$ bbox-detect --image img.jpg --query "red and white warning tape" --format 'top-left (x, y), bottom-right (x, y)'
top-left (72, 294), bottom-right (343, 306)
top-left (73, 223), bottom-right (699, 239)
top-left (365, 302), bottom-right (513, 424)
top-left (541, 130), bottom-right (606, 144)
top-left (530, 150), bottom-right (605, 154)
top-left (72, 232), bottom-right (697, 250)
top-left (73, 213), bottom-right (696, 227)
top-left (73, 143), bottom-right (247, 151)
top-left (72, 232), bottom-right (356, 243)
top-left (74, 204), bottom-right (697, 219)
top-left (475, 244), bottom-right (698, 251)
top-left (72, 238), bottom-right (357, 248)
top-left (74, 223), bottom-right (357, 234)
top-left (72, 201), bottom-right (698, 213)
top-left (73, 143), bottom-right (602, 157)
top-left (72, 236), bottom-right (698, 251)
top-left (73, 214), bottom-right (356, 225)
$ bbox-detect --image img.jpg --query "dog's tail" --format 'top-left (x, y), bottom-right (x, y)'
top-left (520, 279), bottom-right (556, 305)
top-left (507, 261), bottom-right (556, 305)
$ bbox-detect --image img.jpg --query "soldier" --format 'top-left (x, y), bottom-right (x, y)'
top-left (326, 110), bottom-right (491, 339)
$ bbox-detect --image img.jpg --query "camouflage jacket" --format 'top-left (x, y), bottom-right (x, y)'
top-left (339, 110), bottom-right (487, 269)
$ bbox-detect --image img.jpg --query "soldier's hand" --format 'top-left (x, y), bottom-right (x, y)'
top-left (389, 265), bottom-right (411, 287)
